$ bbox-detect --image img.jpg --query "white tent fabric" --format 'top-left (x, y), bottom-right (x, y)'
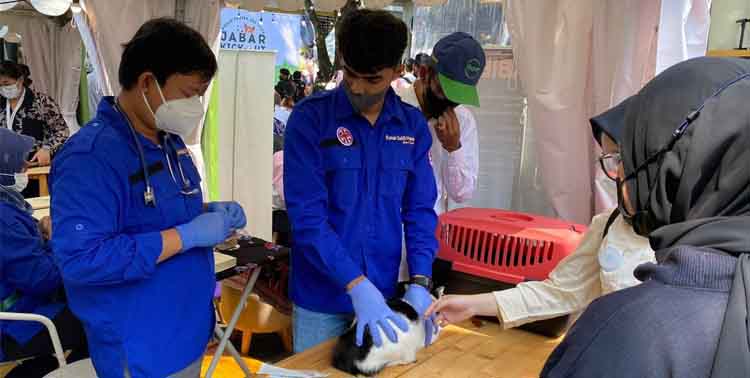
top-left (656, 0), bottom-right (711, 75)
top-left (82, 0), bottom-right (176, 96)
top-left (73, 10), bottom-right (106, 119)
top-left (506, 0), bottom-right (710, 223)
top-left (79, 0), bottom-right (223, 97)
top-left (363, 0), bottom-right (395, 9)
top-left (0, 13), bottom-right (82, 134)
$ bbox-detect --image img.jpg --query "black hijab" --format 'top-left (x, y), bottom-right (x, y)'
top-left (621, 57), bottom-right (750, 253)
top-left (619, 57), bottom-right (750, 377)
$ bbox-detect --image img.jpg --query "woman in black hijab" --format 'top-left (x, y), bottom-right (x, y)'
top-left (541, 57), bottom-right (750, 378)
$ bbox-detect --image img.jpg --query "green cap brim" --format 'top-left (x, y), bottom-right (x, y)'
top-left (438, 73), bottom-right (480, 107)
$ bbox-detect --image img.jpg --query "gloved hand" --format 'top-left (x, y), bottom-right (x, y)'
top-left (403, 284), bottom-right (437, 346)
top-left (206, 201), bottom-right (247, 229)
top-left (176, 212), bottom-right (233, 251)
top-left (348, 279), bottom-right (409, 347)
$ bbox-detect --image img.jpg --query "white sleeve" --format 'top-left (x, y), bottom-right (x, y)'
top-left (492, 212), bottom-right (611, 329)
top-left (440, 106), bottom-right (479, 203)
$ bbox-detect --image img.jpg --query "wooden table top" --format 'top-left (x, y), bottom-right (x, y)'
top-left (27, 196), bottom-right (50, 210)
top-left (32, 208), bottom-right (49, 221)
top-left (214, 252), bottom-right (237, 274)
top-left (277, 320), bottom-right (562, 378)
top-left (26, 166), bottom-right (51, 176)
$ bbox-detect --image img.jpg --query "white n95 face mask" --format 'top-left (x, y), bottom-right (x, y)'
top-left (142, 80), bottom-right (205, 140)
top-left (0, 172), bottom-right (29, 192)
top-left (0, 83), bottom-right (21, 99)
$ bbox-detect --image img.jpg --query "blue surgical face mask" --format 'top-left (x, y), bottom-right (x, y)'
top-left (0, 172), bottom-right (28, 192)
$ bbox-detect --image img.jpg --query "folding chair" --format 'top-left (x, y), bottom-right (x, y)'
top-left (0, 312), bottom-right (96, 378)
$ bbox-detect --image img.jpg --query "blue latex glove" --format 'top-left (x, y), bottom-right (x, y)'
top-left (348, 279), bottom-right (409, 347)
top-left (206, 201), bottom-right (247, 229)
top-left (403, 284), bottom-right (437, 346)
top-left (176, 212), bottom-right (233, 251)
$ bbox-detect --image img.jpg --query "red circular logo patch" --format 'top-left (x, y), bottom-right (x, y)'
top-left (337, 127), bottom-right (354, 146)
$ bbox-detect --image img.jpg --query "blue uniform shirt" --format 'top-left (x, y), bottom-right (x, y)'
top-left (50, 98), bottom-right (215, 378)
top-left (284, 87), bottom-right (438, 314)
top-left (0, 187), bottom-right (64, 361)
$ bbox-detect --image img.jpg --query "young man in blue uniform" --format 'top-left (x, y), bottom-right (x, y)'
top-left (51, 19), bottom-right (246, 378)
top-left (0, 128), bottom-right (88, 378)
top-left (284, 9), bottom-right (439, 353)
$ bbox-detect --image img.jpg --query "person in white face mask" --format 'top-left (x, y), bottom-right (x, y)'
top-left (425, 97), bottom-right (656, 331)
top-left (0, 61), bottom-right (69, 196)
top-left (50, 18), bottom-right (247, 378)
top-left (0, 128), bottom-right (90, 378)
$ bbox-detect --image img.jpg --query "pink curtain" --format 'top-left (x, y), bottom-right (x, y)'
top-left (506, 0), bottom-right (709, 224)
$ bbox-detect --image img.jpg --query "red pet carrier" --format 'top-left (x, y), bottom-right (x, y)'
top-left (432, 208), bottom-right (587, 337)
top-left (436, 208), bottom-right (586, 284)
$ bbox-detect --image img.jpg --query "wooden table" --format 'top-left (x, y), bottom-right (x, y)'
top-left (27, 166), bottom-right (51, 196)
top-left (32, 207), bottom-right (50, 221)
top-left (278, 321), bottom-right (562, 378)
top-left (27, 196), bottom-right (50, 210)
top-left (707, 49), bottom-right (750, 58)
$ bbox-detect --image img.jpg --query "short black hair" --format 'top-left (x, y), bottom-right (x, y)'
top-left (275, 80), bottom-right (296, 99)
top-left (337, 9), bottom-right (408, 74)
top-left (14, 64), bottom-right (32, 87)
top-left (0, 61), bottom-right (23, 81)
top-left (292, 71), bottom-right (302, 80)
top-left (119, 18), bottom-right (217, 90)
top-left (280, 68), bottom-right (290, 76)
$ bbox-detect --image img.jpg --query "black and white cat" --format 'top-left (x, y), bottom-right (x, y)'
top-left (332, 287), bottom-right (442, 377)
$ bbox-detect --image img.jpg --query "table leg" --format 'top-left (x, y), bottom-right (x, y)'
top-left (205, 266), bottom-right (261, 378)
top-left (38, 175), bottom-right (49, 197)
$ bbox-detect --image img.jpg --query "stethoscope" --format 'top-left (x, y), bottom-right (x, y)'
top-left (114, 101), bottom-right (199, 207)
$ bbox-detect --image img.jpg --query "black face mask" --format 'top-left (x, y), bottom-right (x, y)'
top-left (616, 176), bottom-right (660, 237)
top-left (343, 79), bottom-right (387, 114)
top-left (422, 77), bottom-right (459, 119)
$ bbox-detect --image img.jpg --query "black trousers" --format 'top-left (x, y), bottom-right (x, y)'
top-left (2, 307), bottom-right (89, 378)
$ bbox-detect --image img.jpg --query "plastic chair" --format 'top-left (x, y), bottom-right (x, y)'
top-left (219, 284), bottom-right (292, 355)
top-left (0, 312), bottom-right (96, 378)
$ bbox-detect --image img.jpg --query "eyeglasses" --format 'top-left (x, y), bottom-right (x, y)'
top-left (597, 152), bottom-right (622, 181)
top-left (617, 73), bottom-right (750, 222)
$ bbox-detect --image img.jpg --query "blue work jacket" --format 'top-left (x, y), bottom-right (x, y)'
top-left (284, 87), bottom-right (438, 314)
top-left (50, 98), bottom-right (214, 378)
top-left (0, 187), bottom-right (64, 361)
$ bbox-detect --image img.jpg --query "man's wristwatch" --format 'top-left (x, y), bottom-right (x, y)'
top-left (410, 275), bottom-right (433, 291)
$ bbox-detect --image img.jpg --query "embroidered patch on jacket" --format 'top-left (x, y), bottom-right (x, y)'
top-left (385, 134), bottom-right (415, 145)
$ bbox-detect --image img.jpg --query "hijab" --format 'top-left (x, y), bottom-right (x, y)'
top-left (620, 57), bottom-right (750, 254)
top-left (618, 56), bottom-right (750, 377)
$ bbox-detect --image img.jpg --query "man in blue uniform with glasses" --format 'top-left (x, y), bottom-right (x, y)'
top-left (51, 19), bottom-right (246, 378)
top-left (284, 9), bottom-right (439, 353)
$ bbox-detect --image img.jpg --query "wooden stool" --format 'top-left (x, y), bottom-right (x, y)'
top-left (219, 283), bottom-right (292, 355)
